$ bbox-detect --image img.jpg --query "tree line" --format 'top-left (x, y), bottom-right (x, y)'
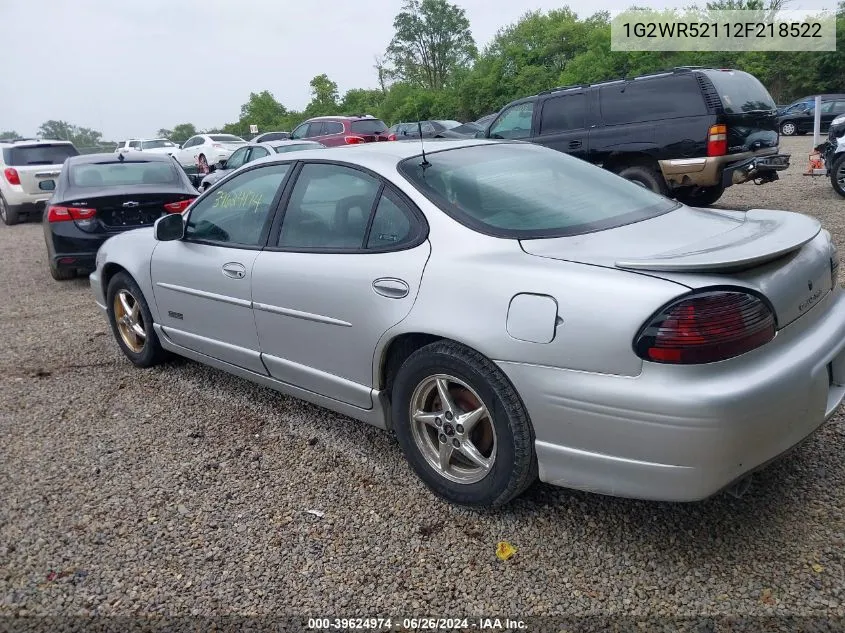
top-left (4, 0), bottom-right (844, 147)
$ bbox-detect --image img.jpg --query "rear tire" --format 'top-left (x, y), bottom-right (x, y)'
top-left (615, 163), bottom-right (669, 196)
top-left (106, 272), bottom-right (167, 368)
top-left (391, 340), bottom-right (537, 507)
top-left (0, 194), bottom-right (19, 225)
top-left (780, 121), bottom-right (797, 136)
top-left (831, 154), bottom-right (845, 199)
top-left (49, 261), bottom-right (76, 281)
top-left (673, 184), bottom-right (726, 207)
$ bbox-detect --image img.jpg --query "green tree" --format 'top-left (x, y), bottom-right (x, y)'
top-left (38, 120), bottom-right (103, 147)
top-left (305, 74), bottom-right (340, 116)
top-left (0, 130), bottom-right (19, 140)
top-left (156, 128), bottom-right (173, 139)
top-left (386, 0), bottom-right (477, 90)
top-left (340, 88), bottom-right (385, 116)
top-left (168, 123), bottom-right (198, 145)
top-left (239, 90), bottom-right (288, 132)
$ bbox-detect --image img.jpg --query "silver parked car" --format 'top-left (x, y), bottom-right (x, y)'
top-left (89, 139), bottom-right (845, 507)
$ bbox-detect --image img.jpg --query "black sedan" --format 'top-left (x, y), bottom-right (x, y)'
top-left (778, 97), bottom-right (845, 136)
top-left (43, 152), bottom-right (198, 280)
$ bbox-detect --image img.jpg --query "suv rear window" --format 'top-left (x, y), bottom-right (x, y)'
top-left (3, 144), bottom-right (79, 166)
top-left (599, 75), bottom-right (707, 125)
top-left (70, 161), bottom-right (180, 187)
top-left (399, 143), bottom-right (677, 238)
top-left (701, 70), bottom-right (776, 114)
top-left (350, 120), bottom-right (387, 135)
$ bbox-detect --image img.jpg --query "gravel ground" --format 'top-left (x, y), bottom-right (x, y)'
top-left (2, 135), bottom-right (845, 626)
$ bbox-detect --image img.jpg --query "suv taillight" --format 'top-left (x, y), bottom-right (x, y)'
top-left (707, 124), bottom-right (728, 157)
top-left (3, 168), bottom-right (20, 185)
top-left (387, 133), bottom-right (397, 141)
top-left (634, 290), bottom-right (775, 364)
top-left (48, 206), bottom-right (96, 222)
top-left (344, 136), bottom-right (365, 145)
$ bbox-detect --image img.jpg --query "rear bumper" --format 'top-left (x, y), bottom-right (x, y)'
top-left (659, 147), bottom-right (786, 189)
top-left (45, 223), bottom-right (109, 271)
top-left (496, 289), bottom-right (845, 502)
top-left (721, 153), bottom-right (790, 187)
top-left (8, 199), bottom-right (49, 217)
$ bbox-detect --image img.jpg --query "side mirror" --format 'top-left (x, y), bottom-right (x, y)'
top-left (216, 160), bottom-right (226, 170)
top-left (154, 213), bottom-right (184, 241)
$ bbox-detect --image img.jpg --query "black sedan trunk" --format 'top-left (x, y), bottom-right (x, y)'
top-left (59, 188), bottom-right (197, 233)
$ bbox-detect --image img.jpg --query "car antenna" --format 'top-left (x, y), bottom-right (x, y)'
top-left (417, 120), bottom-right (430, 168)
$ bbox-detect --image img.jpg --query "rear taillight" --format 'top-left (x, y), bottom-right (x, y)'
top-left (634, 290), bottom-right (775, 364)
top-left (164, 198), bottom-right (195, 214)
top-left (3, 168), bottom-right (20, 185)
top-left (344, 136), bottom-right (365, 145)
top-left (707, 124), bottom-right (728, 157)
top-left (387, 134), bottom-right (397, 141)
top-left (47, 206), bottom-right (96, 222)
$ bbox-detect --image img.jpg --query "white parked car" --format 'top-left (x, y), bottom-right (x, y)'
top-left (116, 139), bottom-right (180, 156)
top-left (0, 138), bottom-right (78, 225)
top-left (173, 134), bottom-right (247, 173)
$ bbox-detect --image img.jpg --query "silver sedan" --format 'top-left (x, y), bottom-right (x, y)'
top-left (89, 139), bottom-right (845, 507)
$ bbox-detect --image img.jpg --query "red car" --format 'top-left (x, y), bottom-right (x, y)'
top-left (289, 115), bottom-right (391, 147)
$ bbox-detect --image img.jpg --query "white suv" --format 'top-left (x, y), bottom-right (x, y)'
top-left (0, 139), bottom-right (78, 225)
top-left (116, 138), bottom-right (180, 156)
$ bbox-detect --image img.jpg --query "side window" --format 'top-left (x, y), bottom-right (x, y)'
top-left (225, 147), bottom-right (250, 169)
top-left (421, 122), bottom-right (436, 135)
top-left (834, 101), bottom-right (845, 114)
top-left (324, 121), bottom-right (344, 135)
top-left (129, 140), bottom-right (140, 149)
top-left (367, 189), bottom-right (414, 249)
top-left (489, 102), bottom-right (535, 139)
top-left (539, 94), bottom-right (587, 135)
top-left (249, 147), bottom-right (270, 161)
top-left (290, 124), bottom-right (308, 140)
top-left (277, 163), bottom-right (380, 250)
top-left (185, 163), bottom-right (290, 247)
top-left (183, 137), bottom-right (198, 148)
top-left (600, 76), bottom-right (707, 125)
top-left (306, 122), bottom-right (325, 137)
top-left (820, 101), bottom-right (836, 114)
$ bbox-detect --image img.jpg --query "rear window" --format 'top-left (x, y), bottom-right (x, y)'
top-left (3, 144), bottom-right (78, 166)
top-left (600, 75), bottom-right (707, 125)
top-left (350, 120), bottom-right (388, 135)
top-left (702, 70), bottom-right (776, 114)
top-left (398, 143), bottom-right (677, 239)
top-left (140, 140), bottom-right (176, 149)
top-left (70, 161), bottom-right (180, 188)
top-left (434, 120), bottom-right (462, 129)
top-left (209, 135), bottom-right (245, 143)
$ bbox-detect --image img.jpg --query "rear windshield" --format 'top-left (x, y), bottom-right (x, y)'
top-left (70, 161), bottom-right (180, 188)
top-left (209, 135), bottom-right (245, 143)
top-left (398, 143), bottom-right (677, 238)
top-left (2, 144), bottom-right (78, 166)
top-left (258, 132), bottom-right (290, 141)
top-left (273, 142), bottom-right (324, 153)
top-left (140, 140), bottom-right (176, 149)
top-left (350, 120), bottom-right (388, 135)
top-left (702, 70), bottom-right (776, 114)
top-left (434, 120), bottom-right (462, 129)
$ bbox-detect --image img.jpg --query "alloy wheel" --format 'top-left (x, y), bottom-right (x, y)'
top-left (113, 289), bottom-right (146, 353)
top-left (781, 122), bottom-right (796, 136)
top-left (409, 374), bottom-right (497, 484)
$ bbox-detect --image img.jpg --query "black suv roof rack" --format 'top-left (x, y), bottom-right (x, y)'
top-left (537, 84), bottom-right (589, 96)
top-left (537, 67), bottom-right (715, 97)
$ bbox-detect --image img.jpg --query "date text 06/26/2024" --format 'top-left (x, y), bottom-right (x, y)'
top-left (306, 617), bottom-right (527, 630)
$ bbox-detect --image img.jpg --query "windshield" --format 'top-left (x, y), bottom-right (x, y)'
top-left (210, 135), bottom-right (245, 143)
top-left (702, 70), bottom-right (776, 114)
top-left (350, 120), bottom-right (388, 135)
top-left (399, 143), bottom-right (678, 238)
top-left (70, 161), bottom-right (180, 187)
top-left (273, 142), bottom-right (324, 153)
top-left (140, 140), bottom-right (176, 149)
top-left (2, 144), bottom-right (78, 166)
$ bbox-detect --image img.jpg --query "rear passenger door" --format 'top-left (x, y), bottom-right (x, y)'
top-left (535, 93), bottom-right (588, 159)
top-left (250, 161), bottom-right (431, 409)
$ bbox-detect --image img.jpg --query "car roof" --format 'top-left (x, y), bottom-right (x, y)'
top-left (0, 138), bottom-right (75, 147)
top-left (306, 115), bottom-right (382, 121)
top-left (67, 152), bottom-right (175, 164)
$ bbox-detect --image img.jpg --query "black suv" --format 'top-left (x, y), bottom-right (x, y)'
top-left (479, 68), bottom-right (789, 206)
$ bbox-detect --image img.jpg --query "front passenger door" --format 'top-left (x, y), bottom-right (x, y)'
top-left (488, 102), bottom-right (536, 140)
top-left (151, 163), bottom-right (292, 373)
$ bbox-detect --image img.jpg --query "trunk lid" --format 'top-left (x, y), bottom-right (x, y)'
top-left (520, 206), bottom-right (832, 328)
top-left (63, 189), bottom-right (195, 233)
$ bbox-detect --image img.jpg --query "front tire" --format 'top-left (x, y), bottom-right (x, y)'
top-left (391, 340), bottom-right (537, 507)
top-left (832, 154), bottom-right (845, 199)
top-left (780, 121), bottom-right (797, 136)
top-left (0, 194), bottom-right (19, 225)
top-left (106, 272), bottom-right (166, 367)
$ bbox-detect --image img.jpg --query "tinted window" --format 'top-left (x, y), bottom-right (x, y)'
top-left (434, 120), bottom-right (462, 129)
top-left (290, 124), bottom-right (309, 140)
top-left (306, 122), bottom-right (324, 137)
top-left (3, 143), bottom-right (78, 166)
top-left (833, 101), bottom-right (845, 114)
top-left (539, 93), bottom-right (587, 134)
top-left (600, 75), bottom-right (706, 125)
top-left (367, 190), bottom-right (413, 249)
top-left (225, 147), bottom-right (250, 169)
top-left (185, 163), bottom-right (289, 246)
top-left (258, 132), bottom-right (289, 141)
top-left (273, 142), bottom-right (324, 153)
top-left (399, 143), bottom-right (677, 238)
top-left (183, 137), bottom-right (200, 148)
top-left (350, 120), bottom-right (388, 135)
top-left (249, 147), bottom-right (269, 160)
top-left (324, 121), bottom-right (344, 134)
top-left (277, 163), bottom-right (380, 249)
top-left (209, 135), bottom-right (245, 143)
top-left (489, 102), bottom-right (535, 139)
top-left (129, 141), bottom-right (140, 148)
top-left (70, 161), bottom-right (179, 187)
top-left (140, 140), bottom-right (176, 149)
top-left (701, 69), bottom-right (776, 114)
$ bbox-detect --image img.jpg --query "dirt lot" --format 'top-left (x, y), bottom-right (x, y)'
top-left (2, 136), bottom-right (844, 622)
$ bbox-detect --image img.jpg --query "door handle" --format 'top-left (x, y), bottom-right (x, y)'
top-left (222, 262), bottom-right (246, 279)
top-left (568, 140), bottom-right (582, 149)
top-left (373, 278), bottom-right (409, 299)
